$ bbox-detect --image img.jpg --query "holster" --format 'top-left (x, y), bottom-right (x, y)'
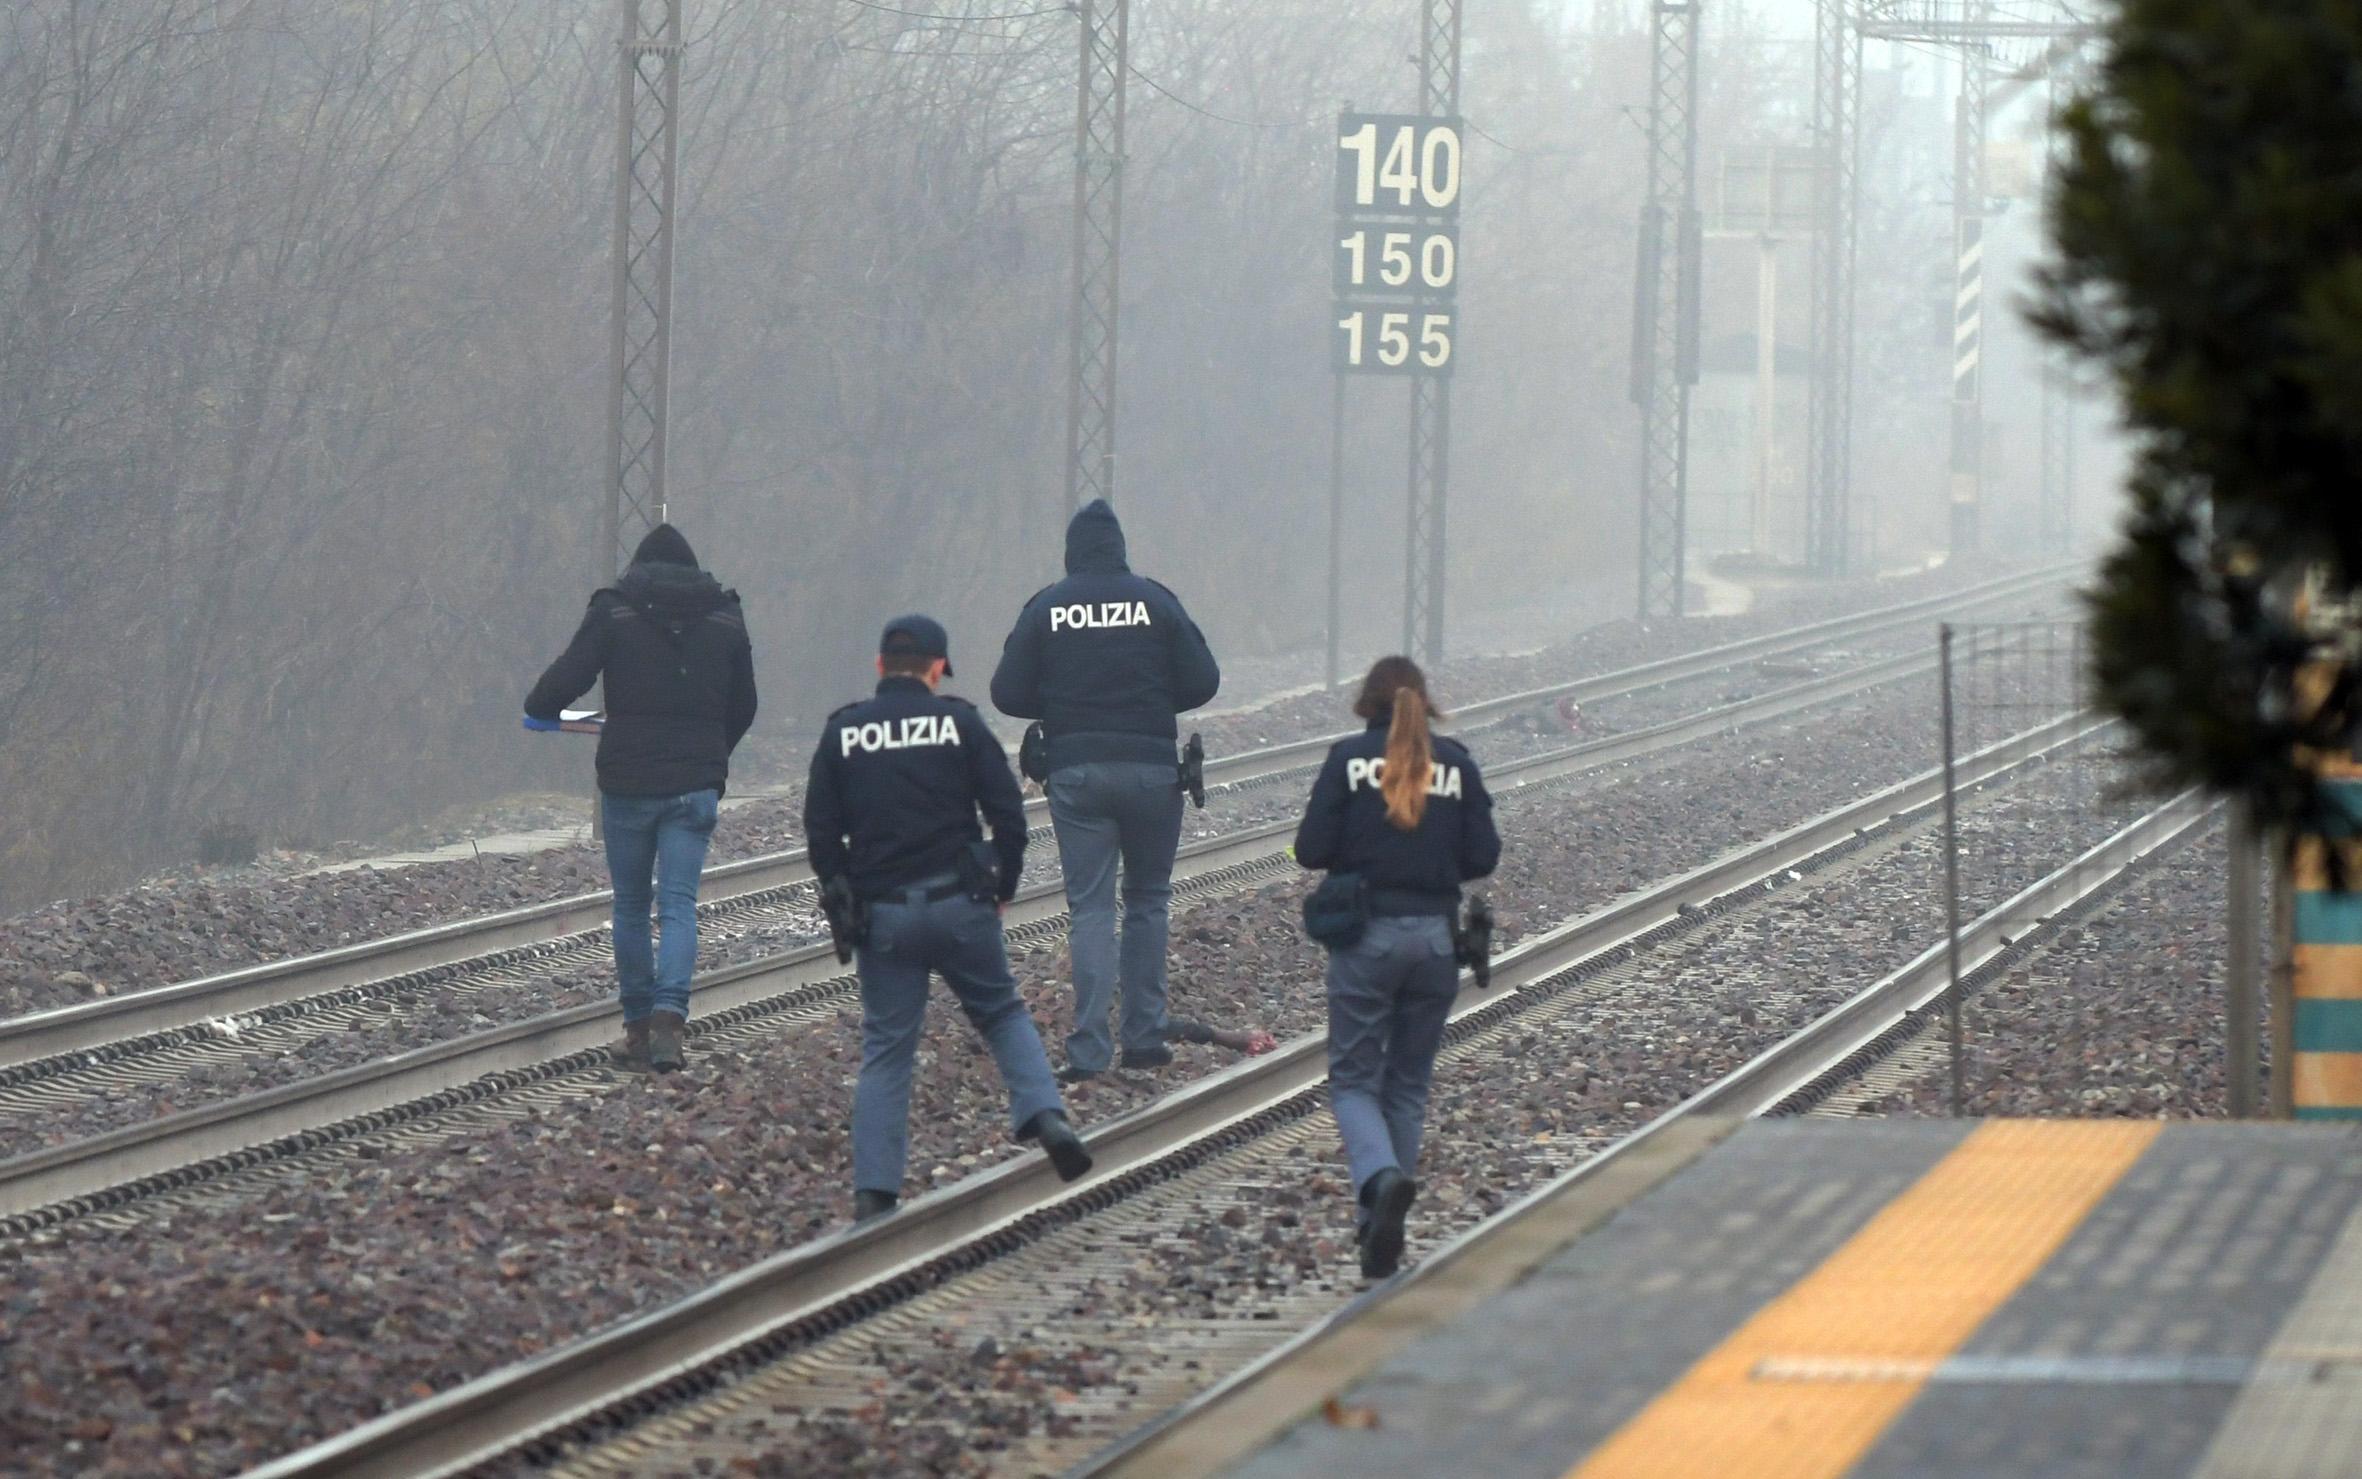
top-left (1453, 894), bottom-right (1495, 989)
top-left (1302, 871), bottom-right (1370, 949)
top-left (820, 875), bottom-right (868, 965)
top-left (956, 838), bottom-right (1001, 903)
top-left (1178, 732), bottom-right (1206, 810)
top-left (1019, 722), bottom-right (1050, 784)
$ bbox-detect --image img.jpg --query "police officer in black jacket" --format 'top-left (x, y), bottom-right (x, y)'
top-left (526, 523), bottom-right (757, 1073)
top-left (1294, 657), bottom-right (1500, 1279)
top-left (990, 499), bottom-right (1222, 1080)
top-left (806, 616), bottom-right (1093, 1223)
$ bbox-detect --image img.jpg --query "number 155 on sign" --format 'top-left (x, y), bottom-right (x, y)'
top-left (1335, 307), bottom-right (1454, 375)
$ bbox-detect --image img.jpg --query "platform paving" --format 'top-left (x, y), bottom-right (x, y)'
top-left (1224, 1120), bottom-right (2362, 1479)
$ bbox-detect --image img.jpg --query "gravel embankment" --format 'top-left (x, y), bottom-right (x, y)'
top-left (0, 676), bottom-right (2099, 1479)
top-left (1867, 819), bottom-right (2241, 1119)
top-left (484, 771), bottom-right (2129, 1478)
top-left (0, 644), bottom-right (1952, 1152)
top-left (0, 564), bottom-right (2010, 1020)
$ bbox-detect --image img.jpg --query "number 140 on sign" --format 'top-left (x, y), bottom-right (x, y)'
top-left (1335, 307), bottom-right (1453, 375)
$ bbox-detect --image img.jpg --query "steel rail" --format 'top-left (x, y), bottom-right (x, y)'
top-left (0, 633), bottom-right (1989, 1222)
top-left (239, 711), bottom-right (2099, 1479)
top-left (1084, 790), bottom-right (2207, 1478)
top-left (0, 563), bottom-right (2070, 1070)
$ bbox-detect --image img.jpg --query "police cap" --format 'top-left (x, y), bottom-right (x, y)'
top-left (880, 613), bottom-right (954, 677)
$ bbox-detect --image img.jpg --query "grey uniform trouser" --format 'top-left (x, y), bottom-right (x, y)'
top-left (1047, 760), bottom-right (1185, 1072)
top-left (852, 880), bottom-right (1065, 1195)
top-left (1326, 915), bottom-right (1460, 1200)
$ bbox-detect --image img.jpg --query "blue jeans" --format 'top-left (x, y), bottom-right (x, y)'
top-left (853, 883), bottom-right (1066, 1194)
top-left (600, 788), bottom-right (719, 1023)
top-left (1047, 761), bottom-right (1185, 1072)
top-left (1326, 915), bottom-right (1459, 1200)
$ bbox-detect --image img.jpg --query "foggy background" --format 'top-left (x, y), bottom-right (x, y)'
top-left (0, 0), bottom-right (2101, 906)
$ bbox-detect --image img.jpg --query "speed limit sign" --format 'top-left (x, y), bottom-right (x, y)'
top-left (1334, 114), bottom-right (1463, 216)
top-left (1333, 112), bottom-right (1459, 378)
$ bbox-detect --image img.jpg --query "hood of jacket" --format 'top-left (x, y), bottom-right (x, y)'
top-left (1064, 498), bottom-right (1129, 575)
top-left (613, 558), bottom-right (732, 622)
top-left (632, 522), bottom-right (699, 569)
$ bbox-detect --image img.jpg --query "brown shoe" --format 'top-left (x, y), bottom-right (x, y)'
top-left (611, 1018), bottom-right (652, 1071)
top-left (648, 1011), bottom-right (686, 1073)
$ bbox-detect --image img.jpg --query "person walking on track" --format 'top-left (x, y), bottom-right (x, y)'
top-left (805, 615), bottom-right (1094, 1224)
top-left (1293, 656), bottom-right (1500, 1279)
top-left (989, 498), bottom-right (1225, 1082)
top-left (525, 522), bottom-right (758, 1074)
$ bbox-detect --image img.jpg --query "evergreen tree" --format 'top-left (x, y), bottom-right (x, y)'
top-left (2035, 0), bottom-right (2362, 832)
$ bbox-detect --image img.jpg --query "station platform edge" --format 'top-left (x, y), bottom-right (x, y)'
top-left (1142, 1118), bottom-right (2362, 1479)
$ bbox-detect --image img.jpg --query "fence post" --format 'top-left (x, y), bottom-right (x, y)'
top-left (1940, 623), bottom-right (1966, 1116)
top-left (2227, 801), bottom-right (2261, 1117)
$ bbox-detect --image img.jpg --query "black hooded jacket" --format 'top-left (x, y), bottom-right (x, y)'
top-left (525, 525), bottom-right (758, 797)
top-left (989, 500), bottom-right (1221, 771)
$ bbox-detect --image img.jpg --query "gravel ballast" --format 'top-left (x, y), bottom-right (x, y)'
top-left (4, 649), bottom-right (1975, 1152)
top-left (478, 769), bottom-right (2131, 1478)
top-left (1865, 818), bottom-right (2243, 1120)
top-left (0, 564), bottom-right (2023, 1021)
top-left (0, 677), bottom-right (2103, 1478)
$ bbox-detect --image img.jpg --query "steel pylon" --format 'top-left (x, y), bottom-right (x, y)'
top-left (1633, 0), bottom-right (1702, 622)
top-left (1405, 0), bottom-right (1461, 663)
top-left (1805, 0), bottom-right (1860, 576)
top-left (1065, 0), bottom-right (1128, 511)
top-left (604, 0), bottom-right (684, 578)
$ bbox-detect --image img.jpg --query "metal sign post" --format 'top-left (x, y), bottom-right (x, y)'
top-left (1066, 0), bottom-right (1127, 511)
top-left (1327, 372), bottom-right (1346, 691)
top-left (1333, 110), bottom-right (1463, 666)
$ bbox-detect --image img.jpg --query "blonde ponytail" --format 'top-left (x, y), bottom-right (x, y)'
top-left (1354, 656), bottom-right (1446, 831)
top-left (1381, 688), bottom-right (1434, 831)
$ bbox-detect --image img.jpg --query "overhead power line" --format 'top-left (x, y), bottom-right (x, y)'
top-left (1126, 64), bottom-right (1319, 130)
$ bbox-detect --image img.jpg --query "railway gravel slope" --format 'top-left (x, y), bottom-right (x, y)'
top-left (2, 676), bottom-right (2090, 1478)
top-left (0, 565), bottom-right (2011, 1019)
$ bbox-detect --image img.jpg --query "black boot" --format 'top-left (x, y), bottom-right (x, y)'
top-left (1024, 1110), bottom-right (1094, 1183)
top-left (853, 1189), bottom-right (899, 1223)
top-left (648, 1011), bottom-right (685, 1073)
top-left (1358, 1169), bottom-right (1418, 1280)
top-left (610, 1019), bottom-right (651, 1072)
top-left (1120, 1043), bottom-right (1174, 1070)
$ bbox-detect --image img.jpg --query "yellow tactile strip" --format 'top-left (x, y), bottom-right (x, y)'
top-left (1564, 1120), bottom-right (2162, 1479)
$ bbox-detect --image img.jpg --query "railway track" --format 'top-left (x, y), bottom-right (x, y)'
top-left (237, 711), bottom-right (2115, 1479)
top-left (1088, 786), bottom-right (2211, 1478)
top-left (0, 621), bottom-right (2007, 1230)
top-left (0, 563), bottom-right (2066, 1083)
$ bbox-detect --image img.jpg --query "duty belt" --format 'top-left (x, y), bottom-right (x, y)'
top-left (870, 871), bottom-right (966, 906)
